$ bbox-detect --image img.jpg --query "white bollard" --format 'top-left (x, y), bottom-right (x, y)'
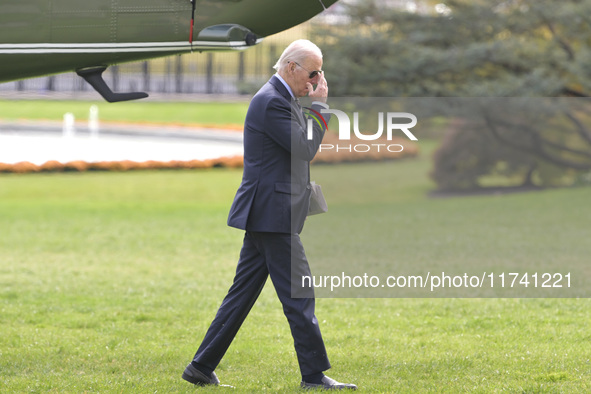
top-left (89, 105), bottom-right (99, 139)
top-left (63, 112), bottom-right (75, 138)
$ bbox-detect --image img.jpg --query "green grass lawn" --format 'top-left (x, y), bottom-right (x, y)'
top-left (0, 99), bottom-right (249, 127)
top-left (1, 146), bottom-right (590, 392)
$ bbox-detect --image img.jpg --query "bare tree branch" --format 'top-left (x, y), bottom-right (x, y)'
top-left (565, 111), bottom-right (591, 145)
top-left (483, 114), bottom-right (591, 170)
top-left (543, 19), bottom-right (575, 61)
top-left (494, 118), bottom-right (591, 159)
top-left (562, 87), bottom-right (590, 97)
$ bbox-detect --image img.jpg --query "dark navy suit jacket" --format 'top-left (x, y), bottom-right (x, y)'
top-left (227, 75), bottom-right (329, 234)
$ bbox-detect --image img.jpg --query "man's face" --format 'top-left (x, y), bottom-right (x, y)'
top-left (285, 55), bottom-right (323, 98)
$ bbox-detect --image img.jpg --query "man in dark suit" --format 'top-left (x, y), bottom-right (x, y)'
top-left (182, 39), bottom-right (356, 390)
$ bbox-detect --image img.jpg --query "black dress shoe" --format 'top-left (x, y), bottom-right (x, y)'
top-left (301, 375), bottom-right (357, 390)
top-left (182, 363), bottom-right (220, 386)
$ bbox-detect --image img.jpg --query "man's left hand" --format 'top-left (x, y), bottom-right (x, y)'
top-left (307, 73), bottom-right (328, 103)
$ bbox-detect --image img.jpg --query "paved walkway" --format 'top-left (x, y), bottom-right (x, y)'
top-left (0, 120), bottom-right (243, 165)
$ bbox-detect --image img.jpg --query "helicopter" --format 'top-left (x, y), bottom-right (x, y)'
top-left (0, 0), bottom-right (338, 102)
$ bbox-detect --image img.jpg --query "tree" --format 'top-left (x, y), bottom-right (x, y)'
top-left (313, 0), bottom-right (591, 189)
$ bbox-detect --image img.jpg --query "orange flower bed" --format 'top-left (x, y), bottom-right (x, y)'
top-left (0, 156), bottom-right (246, 174)
top-left (0, 133), bottom-right (418, 174)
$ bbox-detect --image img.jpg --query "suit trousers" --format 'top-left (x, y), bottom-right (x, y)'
top-left (192, 231), bottom-right (331, 376)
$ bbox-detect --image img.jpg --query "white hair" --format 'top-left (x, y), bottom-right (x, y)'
top-left (273, 39), bottom-right (323, 72)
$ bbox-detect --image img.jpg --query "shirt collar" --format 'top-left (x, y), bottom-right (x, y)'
top-left (274, 73), bottom-right (295, 99)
